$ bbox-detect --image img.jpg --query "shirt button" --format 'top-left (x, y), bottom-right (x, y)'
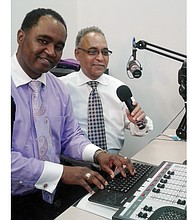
top-left (43, 183), bottom-right (48, 189)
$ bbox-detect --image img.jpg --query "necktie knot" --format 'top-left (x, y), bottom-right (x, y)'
top-left (87, 81), bottom-right (98, 90)
top-left (29, 81), bottom-right (42, 93)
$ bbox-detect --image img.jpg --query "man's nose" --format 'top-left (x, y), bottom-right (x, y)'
top-left (45, 44), bottom-right (56, 57)
top-left (95, 51), bottom-right (105, 60)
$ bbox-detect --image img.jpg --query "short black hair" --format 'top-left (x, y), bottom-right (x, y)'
top-left (76, 26), bottom-right (105, 47)
top-left (21, 8), bottom-right (67, 33)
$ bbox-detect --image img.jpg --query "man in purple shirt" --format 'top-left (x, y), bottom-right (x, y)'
top-left (11, 8), bottom-right (135, 220)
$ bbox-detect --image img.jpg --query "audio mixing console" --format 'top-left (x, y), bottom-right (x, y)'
top-left (112, 161), bottom-right (187, 220)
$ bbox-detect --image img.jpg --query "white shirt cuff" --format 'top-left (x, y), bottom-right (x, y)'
top-left (129, 116), bottom-right (153, 136)
top-left (82, 144), bottom-right (100, 162)
top-left (35, 161), bottom-right (63, 193)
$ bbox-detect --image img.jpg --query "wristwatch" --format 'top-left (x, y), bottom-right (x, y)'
top-left (93, 149), bottom-right (107, 164)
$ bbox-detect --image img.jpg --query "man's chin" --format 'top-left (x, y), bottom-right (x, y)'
top-left (38, 57), bottom-right (55, 70)
top-left (38, 62), bottom-right (54, 73)
top-left (93, 66), bottom-right (106, 73)
top-left (95, 70), bottom-right (105, 76)
top-left (91, 72), bottom-right (104, 79)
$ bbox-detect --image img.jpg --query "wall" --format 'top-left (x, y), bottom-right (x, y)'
top-left (76, 0), bottom-right (186, 157)
top-left (11, 0), bottom-right (78, 58)
top-left (11, 0), bottom-right (186, 157)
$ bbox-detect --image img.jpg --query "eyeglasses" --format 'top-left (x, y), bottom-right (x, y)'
top-left (77, 47), bottom-right (112, 56)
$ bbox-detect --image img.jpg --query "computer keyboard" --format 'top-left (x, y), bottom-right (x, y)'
top-left (106, 162), bottom-right (155, 193)
top-left (88, 161), bottom-right (157, 208)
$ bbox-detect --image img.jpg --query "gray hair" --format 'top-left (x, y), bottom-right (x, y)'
top-left (75, 26), bottom-right (105, 47)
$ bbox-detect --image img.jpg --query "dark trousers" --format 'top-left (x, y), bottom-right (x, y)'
top-left (11, 182), bottom-right (87, 220)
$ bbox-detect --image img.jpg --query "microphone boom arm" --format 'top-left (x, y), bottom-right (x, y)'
top-left (133, 39), bottom-right (187, 140)
top-left (135, 40), bottom-right (186, 63)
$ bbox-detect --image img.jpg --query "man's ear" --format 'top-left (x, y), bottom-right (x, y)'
top-left (17, 29), bottom-right (25, 44)
top-left (74, 48), bottom-right (80, 60)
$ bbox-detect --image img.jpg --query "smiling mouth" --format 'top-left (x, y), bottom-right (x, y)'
top-left (93, 64), bottom-right (105, 68)
top-left (38, 57), bottom-right (55, 68)
top-left (41, 57), bottom-right (52, 64)
top-left (93, 65), bottom-right (106, 72)
top-left (93, 63), bottom-right (105, 66)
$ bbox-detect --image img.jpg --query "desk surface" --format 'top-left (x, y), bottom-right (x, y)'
top-left (55, 206), bottom-right (106, 220)
top-left (132, 128), bottom-right (186, 165)
top-left (55, 129), bottom-right (186, 220)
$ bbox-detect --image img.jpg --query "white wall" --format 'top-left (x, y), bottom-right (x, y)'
top-left (11, 0), bottom-right (78, 58)
top-left (76, 0), bottom-right (186, 157)
top-left (11, 0), bottom-right (186, 157)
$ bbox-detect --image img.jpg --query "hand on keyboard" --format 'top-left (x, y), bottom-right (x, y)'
top-left (96, 153), bottom-right (136, 179)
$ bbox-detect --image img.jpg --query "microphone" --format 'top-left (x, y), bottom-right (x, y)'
top-left (116, 85), bottom-right (145, 130)
top-left (127, 37), bottom-right (142, 79)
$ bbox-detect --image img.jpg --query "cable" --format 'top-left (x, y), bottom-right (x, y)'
top-left (148, 106), bottom-right (185, 144)
top-left (161, 106), bottom-right (185, 133)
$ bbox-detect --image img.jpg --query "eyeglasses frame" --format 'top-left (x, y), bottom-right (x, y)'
top-left (77, 47), bottom-right (112, 56)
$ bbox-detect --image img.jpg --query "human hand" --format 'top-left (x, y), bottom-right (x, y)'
top-left (61, 166), bottom-right (108, 193)
top-left (96, 152), bottom-right (136, 179)
top-left (126, 101), bottom-right (146, 125)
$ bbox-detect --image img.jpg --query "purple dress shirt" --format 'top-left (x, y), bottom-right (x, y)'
top-left (11, 57), bottom-right (91, 196)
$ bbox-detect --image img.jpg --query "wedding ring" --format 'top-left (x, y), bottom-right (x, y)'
top-left (85, 172), bottom-right (92, 180)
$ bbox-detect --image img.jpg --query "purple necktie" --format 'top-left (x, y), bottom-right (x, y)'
top-left (29, 81), bottom-right (55, 161)
top-left (29, 80), bottom-right (55, 203)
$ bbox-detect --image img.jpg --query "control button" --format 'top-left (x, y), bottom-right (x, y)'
top-left (138, 211), bottom-right (144, 217)
top-left (160, 178), bottom-right (167, 183)
top-left (157, 183), bottom-right (165, 188)
top-left (137, 211), bottom-right (148, 218)
top-left (143, 205), bottom-right (153, 212)
top-left (143, 205), bottom-right (149, 211)
top-left (164, 174), bottom-right (171, 179)
top-left (167, 170), bottom-right (174, 175)
top-left (152, 188), bottom-right (160, 193)
top-left (147, 206), bottom-right (153, 212)
top-left (177, 199), bottom-right (186, 205)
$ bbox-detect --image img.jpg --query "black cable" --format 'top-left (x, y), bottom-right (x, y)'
top-left (148, 106), bottom-right (185, 144)
top-left (161, 106), bottom-right (185, 133)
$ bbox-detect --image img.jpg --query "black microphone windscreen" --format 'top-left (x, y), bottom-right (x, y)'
top-left (117, 85), bottom-right (146, 130)
top-left (116, 85), bottom-right (132, 102)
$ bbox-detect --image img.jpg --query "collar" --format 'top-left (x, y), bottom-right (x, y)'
top-left (77, 70), bottom-right (108, 86)
top-left (11, 53), bottom-right (46, 88)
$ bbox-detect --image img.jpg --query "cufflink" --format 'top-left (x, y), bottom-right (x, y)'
top-left (43, 183), bottom-right (48, 189)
